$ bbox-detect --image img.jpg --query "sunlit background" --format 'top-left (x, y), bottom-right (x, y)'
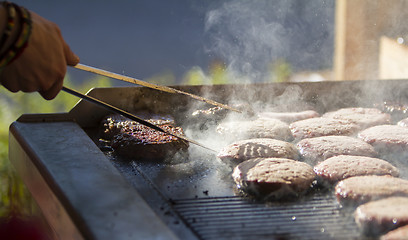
top-left (0, 1), bottom-right (335, 236)
top-left (5, 0), bottom-right (408, 238)
top-left (13, 0), bottom-right (335, 84)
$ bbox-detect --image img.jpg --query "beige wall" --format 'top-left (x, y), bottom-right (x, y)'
top-left (334, 0), bottom-right (408, 80)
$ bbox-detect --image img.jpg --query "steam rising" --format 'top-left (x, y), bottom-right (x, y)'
top-left (182, 1), bottom-right (338, 170)
top-left (204, 0), bottom-right (334, 82)
top-left (205, 1), bottom-right (287, 82)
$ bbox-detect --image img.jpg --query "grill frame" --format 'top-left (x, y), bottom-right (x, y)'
top-left (9, 119), bottom-right (180, 240)
top-left (9, 80), bottom-right (408, 239)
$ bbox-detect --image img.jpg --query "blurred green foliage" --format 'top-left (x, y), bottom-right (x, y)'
top-left (182, 59), bottom-right (292, 85)
top-left (269, 59), bottom-right (292, 82)
top-left (146, 70), bottom-right (176, 86)
top-left (0, 74), bottom-right (111, 217)
top-left (182, 60), bottom-right (230, 85)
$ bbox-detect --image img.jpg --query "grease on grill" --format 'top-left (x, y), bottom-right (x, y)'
top-left (374, 101), bottom-right (408, 121)
top-left (376, 101), bottom-right (408, 114)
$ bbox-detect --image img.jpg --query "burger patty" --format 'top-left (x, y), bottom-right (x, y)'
top-left (322, 107), bottom-right (391, 128)
top-left (354, 197), bottom-right (408, 236)
top-left (232, 158), bottom-right (316, 200)
top-left (257, 110), bottom-right (319, 123)
top-left (190, 107), bottom-right (228, 128)
top-left (358, 125), bottom-right (408, 153)
top-left (314, 155), bottom-right (399, 184)
top-left (289, 117), bottom-right (360, 140)
top-left (217, 138), bottom-right (300, 166)
top-left (189, 104), bottom-right (256, 128)
top-left (380, 225), bottom-right (408, 240)
top-left (100, 114), bottom-right (188, 160)
top-left (296, 136), bottom-right (377, 165)
top-left (216, 118), bottom-right (293, 142)
top-left (111, 123), bottom-right (189, 160)
top-left (100, 114), bottom-right (175, 140)
top-left (335, 175), bottom-right (408, 205)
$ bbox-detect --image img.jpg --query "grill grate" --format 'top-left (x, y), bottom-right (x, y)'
top-left (172, 193), bottom-right (365, 240)
top-left (109, 156), bottom-right (371, 240)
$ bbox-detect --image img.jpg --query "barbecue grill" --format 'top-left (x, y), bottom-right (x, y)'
top-left (9, 80), bottom-right (408, 240)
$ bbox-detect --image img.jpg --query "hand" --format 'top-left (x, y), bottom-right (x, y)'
top-left (0, 10), bottom-right (79, 100)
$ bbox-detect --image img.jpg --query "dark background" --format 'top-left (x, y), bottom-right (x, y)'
top-left (13, 0), bottom-right (335, 84)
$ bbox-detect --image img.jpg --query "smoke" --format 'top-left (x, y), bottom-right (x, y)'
top-left (181, 0), bottom-right (336, 162)
top-left (203, 0), bottom-right (334, 82)
top-left (205, 1), bottom-right (288, 82)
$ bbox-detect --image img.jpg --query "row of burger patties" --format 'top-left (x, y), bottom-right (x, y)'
top-left (215, 107), bottom-right (408, 238)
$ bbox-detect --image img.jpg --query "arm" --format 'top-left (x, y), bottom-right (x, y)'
top-left (0, 2), bottom-right (79, 100)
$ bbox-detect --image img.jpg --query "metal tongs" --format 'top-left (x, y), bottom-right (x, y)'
top-left (74, 63), bottom-right (242, 113)
top-left (63, 63), bottom-right (233, 152)
top-left (62, 86), bottom-right (216, 152)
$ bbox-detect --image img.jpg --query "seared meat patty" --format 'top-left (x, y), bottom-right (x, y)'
top-left (380, 225), bottom-right (408, 240)
top-left (100, 114), bottom-right (175, 140)
top-left (354, 197), bottom-right (408, 236)
top-left (358, 125), bottom-right (408, 153)
top-left (314, 155), bottom-right (399, 184)
top-left (189, 104), bottom-right (256, 129)
top-left (217, 118), bottom-right (293, 142)
top-left (217, 138), bottom-right (300, 166)
top-left (257, 110), bottom-right (319, 123)
top-left (111, 123), bottom-right (188, 160)
top-left (191, 106), bottom-right (227, 125)
top-left (322, 107), bottom-right (391, 128)
top-left (296, 136), bottom-right (377, 165)
top-left (100, 114), bottom-right (188, 160)
top-left (289, 117), bottom-right (360, 140)
top-left (232, 158), bottom-right (315, 200)
top-left (335, 175), bottom-right (408, 205)
top-left (192, 103), bottom-right (255, 119)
